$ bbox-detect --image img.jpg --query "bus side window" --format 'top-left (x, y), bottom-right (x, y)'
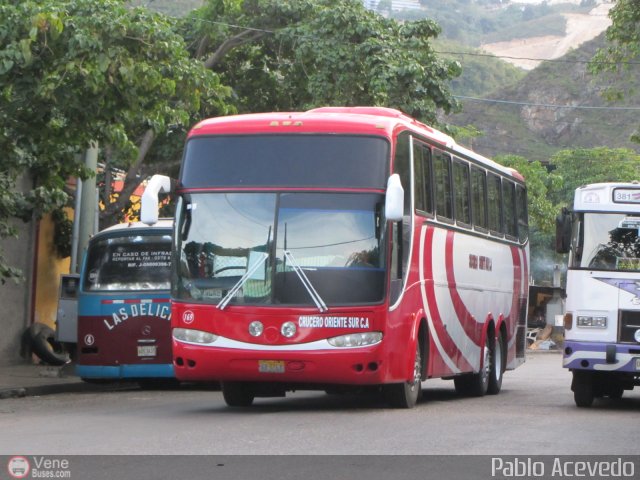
top-left (390, 133), bottom-right (413, 304)
top-left (433, 149), bottom-right (453, 221)
top-left (516, 184), bottom-right (528, 243)
top-left (413, 142), bottom-right (433, 216)
top-left (471, 166), bottom-right (488, 231)
top-left (487, 173), bottom-right (503, 235)
top-left (453, 158), bottom-right (471, 226)
top-left (503, 180), bottom-right (517, 239)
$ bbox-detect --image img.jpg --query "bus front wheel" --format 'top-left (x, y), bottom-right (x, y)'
top-left (384, 342), bottom-right (422, 409)
top-left (572, 371), bottom-right (595, 408)
top-left (222, 381), bottom-right (255, 407)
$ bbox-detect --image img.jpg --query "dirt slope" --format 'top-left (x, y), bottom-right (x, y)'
top-left (480, 3), bottom-right (613, 70)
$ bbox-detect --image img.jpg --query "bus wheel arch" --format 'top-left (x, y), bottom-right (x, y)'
top-left (383, 318), bottom-right (426, 408)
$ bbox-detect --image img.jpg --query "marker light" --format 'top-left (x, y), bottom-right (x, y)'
top-left (249, 321), bottom-right (264, 337)
top-left (576, 316), bottom-right (607, 328)
top-left (173, 328), bottom-right (218, 344)
top-left (327, 332), bottom-right (383, 347)
top-left (281, 321), bottom-right (297, 338)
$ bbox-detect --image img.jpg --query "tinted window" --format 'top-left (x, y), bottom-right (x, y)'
top-left (181, 135), bottom-right (389, 189)
top-left (413, 143), bottom-right (433, 215)
top-left (487, 173), bottom-right (502, 233)
top-left (453, 159), bottom-right (471, 225)
top-left (516, 184), bottom-right (529, 242)
top-left (434, 150), bottom-right (453, 220)
top-left (83, 233), bottom-right (172, 291)
top-left (503, 181), bottom-right (517, 238)
top-left (471, 166), bottom-right (487, 230)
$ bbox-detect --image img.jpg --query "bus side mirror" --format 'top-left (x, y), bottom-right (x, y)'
top-left (555, 207), bottom-right (572, 254)
top-left (141, 174), bottom-right (172, 225)
top-left (385, 174), bottom-right (404, 222)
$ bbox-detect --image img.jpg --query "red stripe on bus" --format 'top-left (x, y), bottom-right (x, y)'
top-left (444, 230), bottom-right (483, 346)
top-left (423, 227), bottom-right (475, 372)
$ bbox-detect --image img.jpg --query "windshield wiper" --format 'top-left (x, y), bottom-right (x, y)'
top-left (283, 250), bottom-right (328, 313)
top-left (217, 253), bottom-right (268, 310)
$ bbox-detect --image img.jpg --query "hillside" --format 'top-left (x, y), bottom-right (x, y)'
top-left (445, 34), bottom-right (640, 161)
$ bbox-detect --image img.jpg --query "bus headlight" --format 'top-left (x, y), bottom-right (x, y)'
top-left (281, 321), bottom-right (297, 338)
top-left (634, 329), bottom-right (640, 343)
top-left (576, 316), bottom-right (607, 328)
top-left (173, 328), bottom-right (218, 344)
top-left (327, 332), bottom-right (383, 347)
top-left (249, 321), bottom-right (264, 337)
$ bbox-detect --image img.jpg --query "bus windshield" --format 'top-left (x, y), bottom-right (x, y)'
top-left (579, 213), bottom-right (640, 271)
top-left (83, 233), bottom-right (172, 291)
top-left (174, 192), bottom-right (386, 307)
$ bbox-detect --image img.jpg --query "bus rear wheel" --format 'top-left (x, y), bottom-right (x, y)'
top-left (488, 331), bottom-right (505, 395)
top-left (454, 334), bottom-right (492, 397)
top-left (222, 381), bottom-right (255, 407)
top-left (384, 342), bottom-right (422, 408)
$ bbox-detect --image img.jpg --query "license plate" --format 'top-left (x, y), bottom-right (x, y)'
top-left (137, 345), bottom-right (157, 357)
top-left (258, 360), bottom-right (285, 373)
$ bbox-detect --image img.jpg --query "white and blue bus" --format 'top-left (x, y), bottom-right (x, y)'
top-left (557, 182), bottom-right (640, 407)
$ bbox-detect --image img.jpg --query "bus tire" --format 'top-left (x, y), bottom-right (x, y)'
top-left (222, 381), bottom-right (255, 407)
top-left (572, 371), bottom-right (594, 408)
top-left (384, 341), bottom-right (422, 408)
top-left (28, 323), bottom-right (69, 366)
top-left (454, 334), bottom-right (491, 397)
top-left (487, 331), bottom-right (505, 395)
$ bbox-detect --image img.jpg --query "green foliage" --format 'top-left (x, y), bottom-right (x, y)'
top-left (435, 40), bottom-right (525, 97)
top-left (394, 0), bottom-right (576, 47)
top-left (590, 0), bottom-right (640, 143)
top-left (550, 147), bottom-right (640, 206)
top-left (184, 0), bottom-right (461, 125)
top-left (0, 0), bottom-right (231, 281)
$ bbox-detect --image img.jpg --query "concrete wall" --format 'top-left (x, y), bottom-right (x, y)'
top-left (0, 176), bottom-right (35, 365)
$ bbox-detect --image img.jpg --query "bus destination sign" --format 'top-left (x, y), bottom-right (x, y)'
top-left (613, 188), bottom-right (640, 204)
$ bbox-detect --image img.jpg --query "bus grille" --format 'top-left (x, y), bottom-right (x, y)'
top-left (619, 310), bottom-right (640, 344)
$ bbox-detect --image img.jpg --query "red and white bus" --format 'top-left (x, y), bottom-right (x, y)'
top-left (142, 107), bottom-right (529, 408)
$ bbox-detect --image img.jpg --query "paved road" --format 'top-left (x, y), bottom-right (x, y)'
top-left (1, 352), bottom-right (638, 457)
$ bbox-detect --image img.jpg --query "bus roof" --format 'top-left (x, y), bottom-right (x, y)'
top-left (189, 107), bottom-right (521, 180)
top-left (93, 219), bottom-right (173, 238)
top-left (574, 182), bottom-right (640, 212)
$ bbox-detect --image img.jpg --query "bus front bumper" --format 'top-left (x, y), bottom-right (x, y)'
top-left (75, 363), bottom-right (175, 379)
top-left (563, 340), bottom-right (640, 373)
top-left (172, 340), bottom-right (390, 385)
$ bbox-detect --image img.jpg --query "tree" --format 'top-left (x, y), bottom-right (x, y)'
top-left (0, 0), bottom-right (232, 281)
top-left (549, 147), bottom-right (640, 207)
top-left (495, 154), bottom-right (562, 283)
top-left (182, 0), bottom-right (461, 126)
top-left (590, 0), bottom-right (640, 142)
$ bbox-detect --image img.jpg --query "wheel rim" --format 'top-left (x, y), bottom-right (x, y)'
top-left (494, 336), bottom-right (502, 382)
top-left (482, 339), bottom-right (491, 383)
top-left (409, 344), bottom-right (422, 392)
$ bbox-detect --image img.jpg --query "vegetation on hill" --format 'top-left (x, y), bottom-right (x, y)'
top-left (446, 34), bottom-right (640, 162)
top-left (386, 0), bottom-right (592, 46)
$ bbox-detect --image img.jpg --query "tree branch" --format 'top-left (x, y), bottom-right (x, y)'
top-left (100, 128), bottom-right (156, 224)
top-left (204, 30), bottom-right (266, 69)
